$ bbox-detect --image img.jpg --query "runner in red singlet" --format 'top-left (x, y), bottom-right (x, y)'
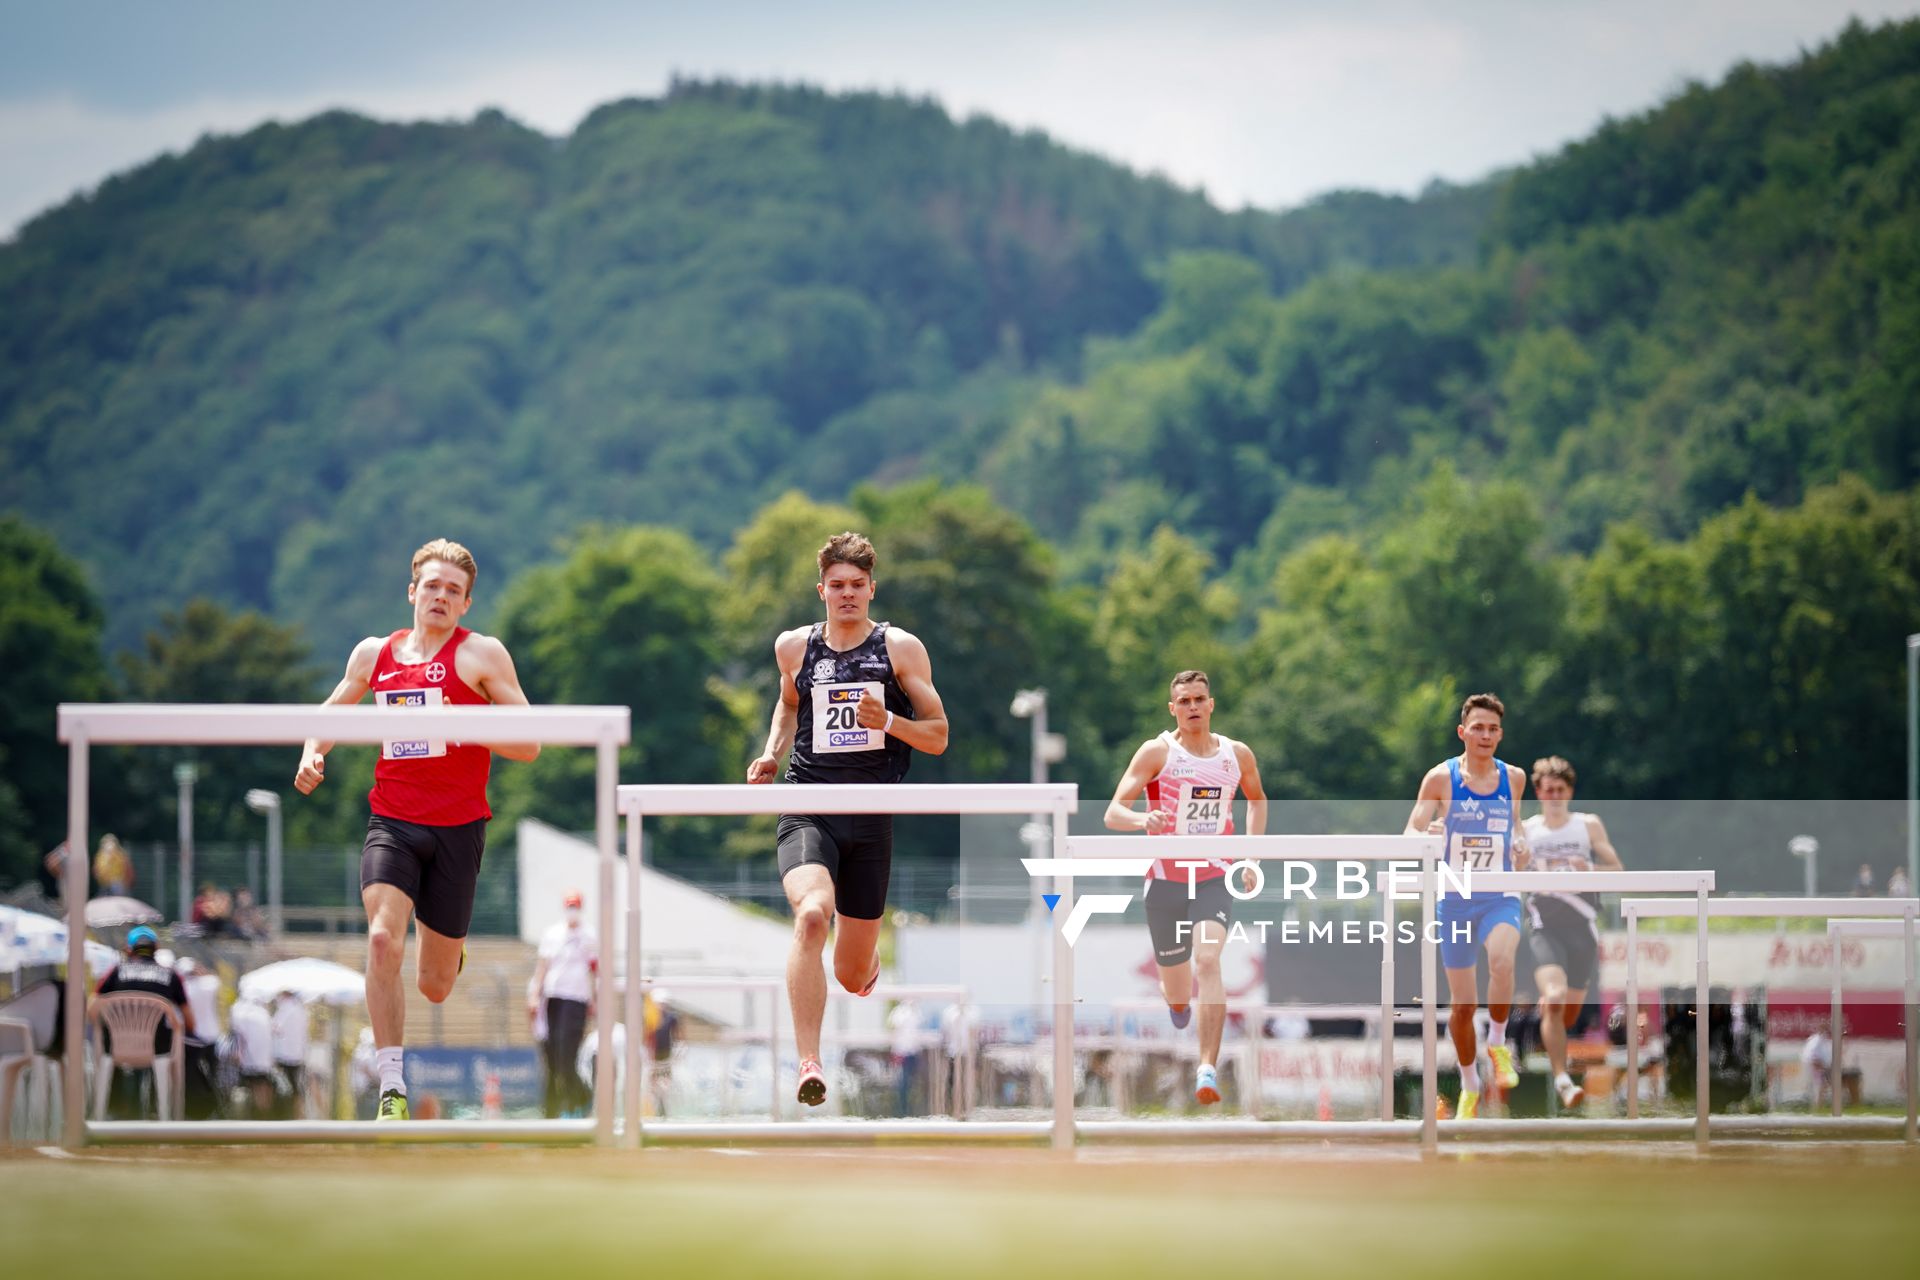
top-left (293, 538), bottom-right (539, 1121)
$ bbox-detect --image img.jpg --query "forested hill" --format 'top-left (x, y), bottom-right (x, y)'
top-left (0, 81), bottom-right (1490, 655)
top-left (987, 17), bottom-right (1920, 587)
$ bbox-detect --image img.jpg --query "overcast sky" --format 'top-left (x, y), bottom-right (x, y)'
top-left (3, 1), bottom-right (1916, 237)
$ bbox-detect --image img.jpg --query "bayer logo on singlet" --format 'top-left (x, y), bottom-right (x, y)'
top-left (425, 662), bottom-right (446, 683)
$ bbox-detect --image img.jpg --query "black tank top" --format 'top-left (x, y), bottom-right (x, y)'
top-left (787, 621), bottom-right (915, 784)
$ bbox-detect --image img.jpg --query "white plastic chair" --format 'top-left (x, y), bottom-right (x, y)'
top-left (89, 993), bottom-right (185, 1121)
top-left (0, 1014), bottom-right (37, 1146)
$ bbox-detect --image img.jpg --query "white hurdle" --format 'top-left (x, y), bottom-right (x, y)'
top-left (1621, 896), bottom-right (1920, 1148)
top-left (1824, 917), bottom-right (1920, 1136)
top-left (1056, 833), bottom-right (1444, 1149)
top-left (617, 782), bottom-right (1077, 1148)
top-left (55, 702), bottom-right (631, 1148)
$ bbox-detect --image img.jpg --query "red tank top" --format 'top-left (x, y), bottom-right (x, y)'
top-left (366, 628), bottom-right (492, 827)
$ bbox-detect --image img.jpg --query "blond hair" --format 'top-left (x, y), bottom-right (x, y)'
top-left (1531, 755), bottom-right (1576, 789)
top-left (410, 539), bottom-right (477, 597)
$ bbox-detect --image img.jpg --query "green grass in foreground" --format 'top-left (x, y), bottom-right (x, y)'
top-left (4, 1144), bottom-right (1919, 1278)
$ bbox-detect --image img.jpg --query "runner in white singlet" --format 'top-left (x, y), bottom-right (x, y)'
top-left (1104, 669), bottom-right (1267, 1106)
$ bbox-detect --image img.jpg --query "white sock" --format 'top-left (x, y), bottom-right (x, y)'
top-left (1460, 1063), bottom-right (1479, 1092)
top-left (1488, 1018), bottom-right (1507, 1048)
top-left (1555, 1071), bottom-right (1575, 1091)
top-left (377, 1046), bottom-right (406, 1095)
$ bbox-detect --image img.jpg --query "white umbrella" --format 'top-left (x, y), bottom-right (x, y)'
top-left (239, 956), bottom-right (366, 1007)
top-left (84, 896), bottom-right (163, 928)
top-left (0, 905), bottom-right (119, 978)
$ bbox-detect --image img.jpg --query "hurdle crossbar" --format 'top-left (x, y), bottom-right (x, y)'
top-left (85, 1120), bottom-right (596, 1145)
top-left (56, 702), bottom-right (630, 1150)
top-left (618, 781), bottom-right (1076, 1149)
top-left (1618, 896), bottom-right (1918, 1147)
top-left (618, 783), bottom-right (1077, 816)
top-left (1824, 917), bottom-right (1920, 1135)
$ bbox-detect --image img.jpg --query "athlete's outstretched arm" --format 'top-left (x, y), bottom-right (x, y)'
top-left (748, 630), bottom-right (806, 783)
top-left (1586, 816), bottom-right (1624, 871)
top-left (862, 628), bottom-right (948, 755)
top-left (468, 637), bottom-right (541, 761)
top-left (1235, 743), bottom-right (1268, 837)
top-left (1403, 767), bottom-right (1448, 836)
top-left (1104, 739), bottom-right (1172, 833)
top-left (294, 637), bottom-right (381, 795)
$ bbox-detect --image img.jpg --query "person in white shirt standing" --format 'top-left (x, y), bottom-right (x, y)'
top-left (229, 995), bottom-right (275, 1119)
top-left (530, 889), bottom-right (597, 1118)
top-left (270, 990), bottom-right (311, 1119)
top-left (175, 957), bottom-right (224, 1119)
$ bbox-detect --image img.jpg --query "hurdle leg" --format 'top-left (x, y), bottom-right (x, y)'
top-left (63, 733), bottom-right (89, 1149)
top-left (1906, 911), bottom-right (1917, 1142)
top-left (1695, 885), bottom-right (1709, 1151)
top-left (1051, 803), bottom-right (1074, 1151)
top-left (1626, 913), bottom-right (1639, 1121)
top-left (1831, 928), bottom-right (1843, 1118)
top-left (1420, 861), bottom-right (1437, 1153)
top-left (1379, 885), bottom-right (1394, 1122)
top-left (594, 737), bottom-right (617, 1147)
top-left (624, 810), bottom-right (644, 1147)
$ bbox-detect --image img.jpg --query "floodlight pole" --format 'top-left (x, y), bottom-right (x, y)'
top-left (246, 789), bottom-right (283, 935)
top-left (1791, 835), bottom-right (1819, 900)
top-left (174, 762), bottom-right (197, 922)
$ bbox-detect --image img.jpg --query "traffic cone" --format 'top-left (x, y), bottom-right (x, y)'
top-left (482, 1069), bottom-right (503, 1120)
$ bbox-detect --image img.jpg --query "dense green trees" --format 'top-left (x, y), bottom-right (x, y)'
top-left (0, 519), bottom-right (110, 885)
top-left (6, 22), bottom-right (1920, 897)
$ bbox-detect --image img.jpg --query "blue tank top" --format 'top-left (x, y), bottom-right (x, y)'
top-left (1442, 756), bottom-right (1516, 902)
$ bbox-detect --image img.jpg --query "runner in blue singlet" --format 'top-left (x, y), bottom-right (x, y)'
top-left (1404, 692), bottom-right (1531, 1119)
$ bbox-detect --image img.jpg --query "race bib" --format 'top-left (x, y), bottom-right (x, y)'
top-left (1174, 782), bottom-right (1228, 836)
top-left (1448, 832), bottom-right (1502, 874)
top-left (811, 682), bottom-right (884, 754)
top-left (376, 686), bottom-right (446, 760)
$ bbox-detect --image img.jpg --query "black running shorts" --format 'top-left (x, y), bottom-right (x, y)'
top-left (776, 813), bottom-right (893, 921)
top-left (1527, 916), bottom-right (1600, 991)
top-left (1144, 875), bottom-right (1234, 967)
top-left (361, 814), bottom-right (487, 939)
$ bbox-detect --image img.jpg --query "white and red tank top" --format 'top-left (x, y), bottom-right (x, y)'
top-left (1144, 731), bottom-right (1242, 883)
top-left (366, 627), bottom-right (492, 827)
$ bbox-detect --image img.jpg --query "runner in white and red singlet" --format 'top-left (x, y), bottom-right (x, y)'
top-left (1104, 669), bottom-right (1267, 1106)
top-left (293, 538), bottom-right (539, 1122)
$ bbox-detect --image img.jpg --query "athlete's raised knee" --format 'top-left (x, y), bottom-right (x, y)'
top-left (834, 953), bottom-right (876, 993)
top-left (418, 971), bottom-right (455, 1004)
